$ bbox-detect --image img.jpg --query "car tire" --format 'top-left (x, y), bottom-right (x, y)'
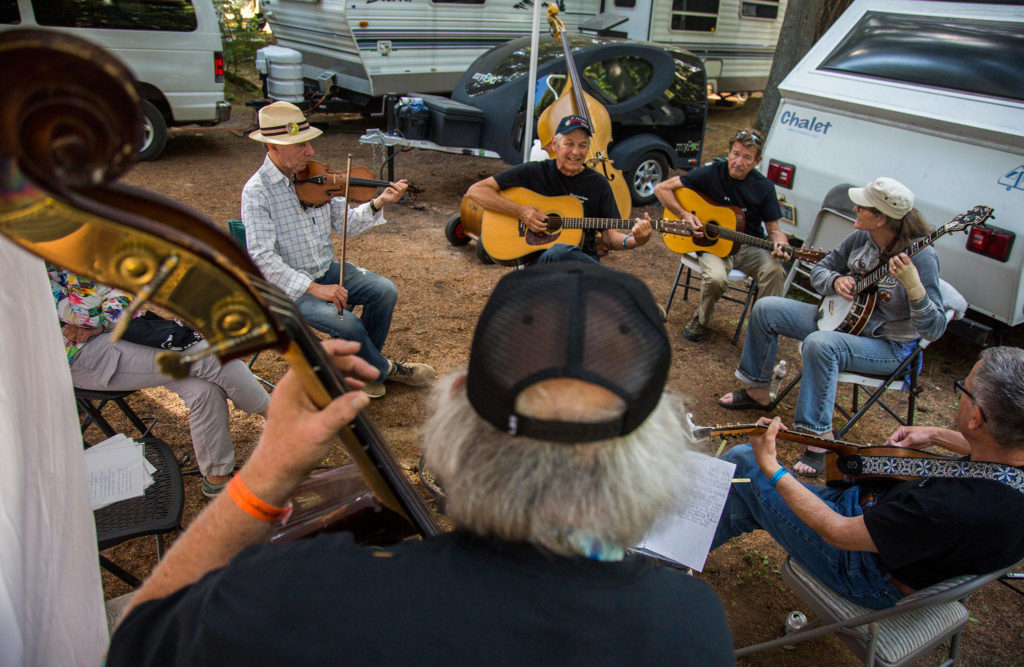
top-left (476, 240), bottom-right (494, 265)
top-left (444, 213), bottom-right (471, 246)
top-left (627, 151), bottom-right (668, 205)
top-left (139, 100), bottom-right (168, 162)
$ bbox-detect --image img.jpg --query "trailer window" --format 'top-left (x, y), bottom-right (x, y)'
top-left (819, 12), bottom-right (1024, 103)
top-left (740, 1), bottom-right (778, 20)
top-left (32, 0), bottom-right (199, 31)
top-left (670, 0), bottom-right (719, 32)
top-left (0, 0), bottom-right (20, 24)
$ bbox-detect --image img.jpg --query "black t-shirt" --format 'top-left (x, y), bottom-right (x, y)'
top-left (679, 161), bottom-right (782, 240)
top-left (494, 160), bottom-right (620, 258)
top-left (108, 531), bottom-right (734, 666)
top-left (863, 470), bottom-right (1024, 590)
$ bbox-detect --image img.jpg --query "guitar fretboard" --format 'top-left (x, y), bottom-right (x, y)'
top-left (538, 216), bottom-right (676, 233)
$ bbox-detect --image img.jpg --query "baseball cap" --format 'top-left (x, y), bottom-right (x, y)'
top-left (848, 177), bottom-right (915, 219)
top-left (554, 114), bottom-right (592, 137)
top-left (466, 262), bottom-right (670, 443)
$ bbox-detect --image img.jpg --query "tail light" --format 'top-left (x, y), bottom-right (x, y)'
top-left (766, 159), bottom-right (794, 189)
top-left (214, 52), bottom-right (225, 83)
top-left (966, 224), bottom-right (1015, 262)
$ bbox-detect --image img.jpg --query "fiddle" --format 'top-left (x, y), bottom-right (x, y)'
top-left (0, 30), bottom-right (441, 543)
top-left (295, 160), bottom-right (421, 208)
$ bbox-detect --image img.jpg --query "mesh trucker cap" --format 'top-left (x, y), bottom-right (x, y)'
top-left (466, 261), bottom-right (671, 443)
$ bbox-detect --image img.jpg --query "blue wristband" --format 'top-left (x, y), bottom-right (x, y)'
top-left (768, 468), bottom-right (790, 487)
top-left (622, 234), bottom-right (633, 249)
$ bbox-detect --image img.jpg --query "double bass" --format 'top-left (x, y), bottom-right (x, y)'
top-left (536, 4), bottom-right (632, 220)
top-left (0, 29), bottom-right (440, 544)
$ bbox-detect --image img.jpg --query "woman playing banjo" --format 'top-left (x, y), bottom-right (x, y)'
top-left (717, 177), bottom-right (947, 476)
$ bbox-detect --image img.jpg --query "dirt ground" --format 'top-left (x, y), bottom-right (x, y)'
top-left (91, 97), bottom-right (1024, 663)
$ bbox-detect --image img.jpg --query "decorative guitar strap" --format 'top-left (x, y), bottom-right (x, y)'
top-left (836, 455), bottom-right (1024, 495)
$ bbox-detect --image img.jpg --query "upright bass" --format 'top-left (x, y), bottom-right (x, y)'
top-left (537, 4), bottom-right (632, 220)
top-left (0, 29), bottom-right (441, 544)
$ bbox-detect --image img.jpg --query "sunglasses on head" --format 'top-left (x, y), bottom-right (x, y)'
top-left (732, 130), bottom-right (763, 146)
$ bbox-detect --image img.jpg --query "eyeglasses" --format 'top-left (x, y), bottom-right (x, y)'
top-left (732, 130), bottom-right (763, 147)
top-left (953, 378), bottom-right (986, 421)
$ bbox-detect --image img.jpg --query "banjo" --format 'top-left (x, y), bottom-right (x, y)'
top-left (816, 205), bottom-right (994, 335)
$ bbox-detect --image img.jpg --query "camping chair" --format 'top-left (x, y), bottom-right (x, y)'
top-left (93, 436), bottom-right (184, 588)
top-left (227, 219), bottom-right (275, 389)
top-left (75, 388), bottom-right (156, 445)
top-left (663, 252), bottom-right (759, 345)
top-left (737, 557), bottom-right (1016, 665)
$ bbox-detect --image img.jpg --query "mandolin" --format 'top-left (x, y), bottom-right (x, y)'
top-left (816, 205), bottom-right (994, 335)
top-left (0, 29), bottom-right (441, 544)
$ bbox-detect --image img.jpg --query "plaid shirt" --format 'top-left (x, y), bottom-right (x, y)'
top-left (240, 154), bottom-right (385, 300)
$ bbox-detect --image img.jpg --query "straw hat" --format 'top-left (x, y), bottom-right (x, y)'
top-left (248, 101), bottom-right (322, 145)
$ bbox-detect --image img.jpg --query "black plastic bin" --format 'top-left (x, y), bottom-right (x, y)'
top-left (410, 93), bottom-right (484, 148)
top-left (397, 104), bottom-right (430, 140)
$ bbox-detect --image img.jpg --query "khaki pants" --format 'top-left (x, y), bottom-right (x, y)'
top-left (695, 245), bottom-right (785, 325)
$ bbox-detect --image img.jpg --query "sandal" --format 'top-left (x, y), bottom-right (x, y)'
top-left (794, 450), bottom-right (827, 477)
top-left (717, 388), bottom-right (772, 411)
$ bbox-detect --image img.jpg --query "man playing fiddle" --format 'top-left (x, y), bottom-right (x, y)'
top-left (654, 128), bottom-right (790, 342)
top-left (711, 346), bottom-right (1024, 608)
top-left (241, 101), bottom-right (434, 398)
top-left (466, 114), bottom-right (653, 264)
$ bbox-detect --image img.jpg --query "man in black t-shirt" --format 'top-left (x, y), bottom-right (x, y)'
top-left (711, 346), bottom-right (1024, 609)
top-left (106, 263), bottom-right (734, 665)
top-left (466, 114), bottom-right (652, 264)
top-left (654, 128), bottom-right (790, 342)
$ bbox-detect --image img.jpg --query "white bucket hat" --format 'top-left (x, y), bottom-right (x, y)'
top-left (248, 101), bottom-right (323, 145)
top-left (848, 177), bottom-right (915, 219)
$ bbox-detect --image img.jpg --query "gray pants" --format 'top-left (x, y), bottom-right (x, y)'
top-left (696, 245), bottom-right (786, 326)
top-left (70, 334), bottom-right (270, 476)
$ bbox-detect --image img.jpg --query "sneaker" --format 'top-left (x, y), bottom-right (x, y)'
top-left (202, 476), bottom-right (229, 498)
top-left (362, 381), bottom-right (386, 399)
top-left (386, 358), bottom-right (436, 386)
top-left (683, 315), bottom-right (706, 342)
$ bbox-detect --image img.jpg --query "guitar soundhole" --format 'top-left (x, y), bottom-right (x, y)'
top-left (524, 214), bottom-right (562, 247)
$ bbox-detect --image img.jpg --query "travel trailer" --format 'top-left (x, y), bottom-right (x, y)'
top-left (759, 0), bottom-right (1024, 337)
top-left (258, 0), bottom-right (785, 109)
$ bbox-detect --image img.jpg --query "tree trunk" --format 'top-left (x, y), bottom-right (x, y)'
top-left (755, 0), bottom-right (854, 133)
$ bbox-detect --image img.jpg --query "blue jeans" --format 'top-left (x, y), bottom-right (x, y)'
top-left (295, 261), bottom-right (396, 380)
top-left (736, 297), bottom-right (903, 433)
top-left (713, 445), bottom-right (904, 608)
top-left (532, 243), bottom-right (599, 265)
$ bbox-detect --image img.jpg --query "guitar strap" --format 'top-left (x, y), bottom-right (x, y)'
top-left (835, 455), bottom-right (1024, 496)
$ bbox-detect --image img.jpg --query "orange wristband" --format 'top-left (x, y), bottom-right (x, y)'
top-left (227, 475), bottom-right (292, 524)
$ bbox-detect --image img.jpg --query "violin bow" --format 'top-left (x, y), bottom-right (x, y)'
top-left (338, 154), bottom-right (352, 311)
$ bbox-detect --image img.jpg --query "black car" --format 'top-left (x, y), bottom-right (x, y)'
top-left (452, 32), bottom-right (708, 205)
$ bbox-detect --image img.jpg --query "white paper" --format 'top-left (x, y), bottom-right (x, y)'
top-left (84, 434), bottom-right (154, 510)
top-left (635, 451), bottom-right (737, 572)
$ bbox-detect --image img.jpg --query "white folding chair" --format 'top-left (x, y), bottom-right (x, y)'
top-left (663, 252), bottom-right (759, 345)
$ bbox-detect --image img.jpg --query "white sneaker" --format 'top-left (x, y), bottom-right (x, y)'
top-left (386, 359), bottom-right (436, 386)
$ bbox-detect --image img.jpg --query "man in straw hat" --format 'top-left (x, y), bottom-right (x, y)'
top-left (106, 262), bottom-right (733, 664)
top-left (241, 101), bottom-right (434, 398)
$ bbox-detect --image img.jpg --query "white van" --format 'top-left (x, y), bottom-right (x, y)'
top-left (759, 0), bottom-right (1024, 338)
top-left (0, 0), bottom-right (231, 160)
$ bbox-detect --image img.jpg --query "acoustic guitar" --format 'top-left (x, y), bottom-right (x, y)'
top-left (663, 187), bottom-right (827, 263)
top-left (690, 420), bottom-right (957, 487)
top-left (816, 205), bottom-right (994, 335)
top-left (478, 187), bottom-right (687, 266)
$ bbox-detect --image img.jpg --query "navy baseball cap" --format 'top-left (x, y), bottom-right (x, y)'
top-left (554, 114), bottom-right (592, 137)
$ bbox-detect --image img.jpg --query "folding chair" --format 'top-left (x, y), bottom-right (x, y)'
top-left (663, 252), bottom-right (759, 345)
top-left (737, 557), bottom-right (1016, 665)
top-left (74, 388), bottom-right (156, 444)
top-left (227, 219), bottom-right (275, 389)
top-left (94, 436), bottom-right (184, 588)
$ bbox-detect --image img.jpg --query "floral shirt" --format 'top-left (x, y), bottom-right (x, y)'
top-left (48, 263), bottom-right (135, 361)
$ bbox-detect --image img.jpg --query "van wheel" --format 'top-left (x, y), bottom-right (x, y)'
top-left (445, 213), bottom-right (471, 246)
top-left (627, 151), bottom-right (668, 205)
top-left (476, 240), bottom-right (494, 265)
top-left (139, 101), bottom-right (168, 161)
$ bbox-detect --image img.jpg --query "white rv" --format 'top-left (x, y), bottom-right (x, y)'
top-left (259, 0), bottom-right (785, 107)
top-left (759, 0), bottom-right (1024, 335)
top-left (605, 0), bottom-right (787, 100)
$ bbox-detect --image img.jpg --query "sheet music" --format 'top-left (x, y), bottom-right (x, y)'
top-left (84, 434), bottom-right (155, 510)
top-left (634, 450), bottom-right (736, 572)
